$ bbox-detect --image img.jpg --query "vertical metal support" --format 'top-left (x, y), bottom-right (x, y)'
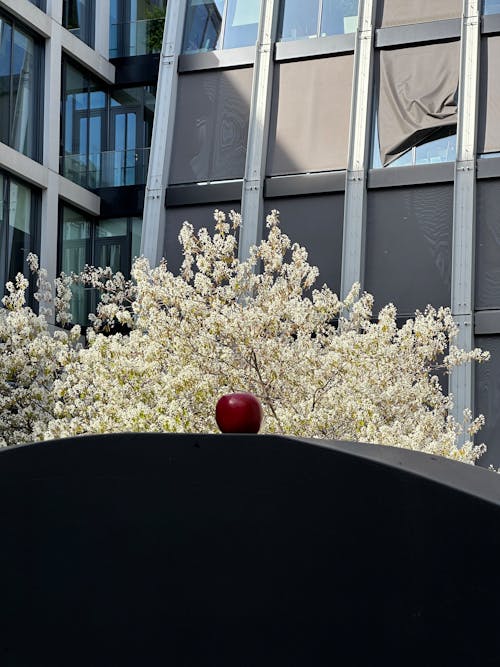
top-left (450, 0), bottom-right (480, 435)
top-left (141, 0), bottom-right (187, 265)
top-left (340, 0), bottom-right (377, 300)
top-left (238, 0), bottom-right (280, 262)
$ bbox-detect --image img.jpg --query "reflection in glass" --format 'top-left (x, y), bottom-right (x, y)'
top-left (321, 0), bottom-right (359, 36)
top-left (0, 174), bottom-right (38, 301)
top-left (0, 20), bottom-right (12, 147)
top-left (183, 0), bottom-right (224, 52)
top-left (483, 0), bottom-right (500, 14)
top-left (371, 115), bottom-right (457, 168)
top-left (279, 0), bottom-right (319, 41)
top-left (63, 0), bottom-right (95, 46)
top-left (0, 20), bottom-right (40, 160)
top-left (62, 206), bottom-right (91, 326)
top-left (223, 0), bottom-right (260, 49)
top-left (110, 0), bottom-right (167, 57)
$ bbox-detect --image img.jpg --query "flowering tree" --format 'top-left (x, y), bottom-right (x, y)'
top-left (0, 210), bottom-right (489, 463)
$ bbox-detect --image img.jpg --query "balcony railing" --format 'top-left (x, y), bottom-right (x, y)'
top-left (61, 148), bottom-right (151, 189)
top-left (109, 18), bottom-right (165, 58)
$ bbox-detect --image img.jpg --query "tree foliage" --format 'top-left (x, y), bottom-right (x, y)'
top-left (0, 210), bottom-right (489, 463)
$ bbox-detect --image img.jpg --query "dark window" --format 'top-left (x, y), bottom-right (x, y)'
top-left (0, 13), bottom-right (43, 161)
top-left (62, 0), bottom-right (95, 47)
top-left (182, 0), bottom-right (261, 53)
top-left (61, 60), bottom-right (156, 188)
top-left (110, 0), bottom-right (166, 58)
top-left (0, 171), bottom-right (40, 303)
top-left (28, 0), bottom-right (46, 9)
top-left (278, 0), bottom-right (359, 41)
top-left (59, 206), bottom-right (142, 325)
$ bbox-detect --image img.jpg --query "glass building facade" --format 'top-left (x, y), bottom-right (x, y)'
top-left (182, 0), bottom-right (261, 52)
top-left (61, 60), bottom-right (156, 189)
top-left (110, 0), bottom-right (167, 57)
top-left (62, 0), bottom-right (95, 47)
top-left (278, 0), bottom-right (359, 41)
top-left (60, 205), bottom-right (141, 325)
top-left (0, 13), bottom-right (42, 161)
top-left (0, 171), bottom-right (39, 300)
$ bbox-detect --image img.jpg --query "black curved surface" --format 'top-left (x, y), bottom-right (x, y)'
top-left (0, 433), bottom-right (499, 666)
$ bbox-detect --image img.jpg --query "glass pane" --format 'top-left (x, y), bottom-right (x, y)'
top-left (279, 0), bottom-right (319, 41)
top-left (0, 20), bottom-right (12, 147)
top-left (483, 0), bottom-right (500, 14)
top-left (96, 219), bottom-right (128, 237)
top-left (223, 0), bottom-right (261, 49)
top-left (131, 217), bottom-right (142, 260)
top-left (321, 0), bottom-right (359, 36)
top-left (63, 0), bottom-right (94, 46)
top-left (96, 242), bottom-right (122, 272)
top-left (62, 206), bottom-right (91, 326)
top-left (415, 132), bottom-right (457, 165)
top-left (183, 0), bottom-right (224, 52)
top-left (11, 28), bottom-right (35, 158)
top-left (7, 180), bottom-right (32, 282)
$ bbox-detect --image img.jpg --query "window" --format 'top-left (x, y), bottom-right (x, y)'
top-left (62, 0), bottom-right (95, 47)
top-left (0, 172), bottom-right (40, 302)
top-left (278, 0), bottom-right (359, 41)
top-left (60, 206), bottom-right (142, 325)
top-left (372, 42), bottom-right (459, 168)
top-left (110, 0), bottom-right (167, 58)
top-left (61, 60), bottom-right (156, 188)
top-left (371, 117), bottom-right (457, 168)
top-left (0, 13), bottom-right (43, 161)
top-left (483, 0), bottom-right (500, 14)
top-left (182, 0), bottom-right (261, 53)
top-left (28, 0), bottom-right (46, 9)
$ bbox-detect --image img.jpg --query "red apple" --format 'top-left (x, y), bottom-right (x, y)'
top-left (216, 392), bottom-right (263, 434)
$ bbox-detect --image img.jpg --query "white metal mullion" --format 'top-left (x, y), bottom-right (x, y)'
top-left (450, 0), bottom-right (481, 436)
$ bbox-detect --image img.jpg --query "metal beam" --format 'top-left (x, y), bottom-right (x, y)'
top-left (238, 0), bottom-right (280, 262)
top-left (341, 0), bottom-right (377, 299)
top-left (141, 0), bottom-right (187, 265)
top-left (450, 0), bottom-right (480, 436)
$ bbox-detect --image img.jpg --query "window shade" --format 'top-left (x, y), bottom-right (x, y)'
top-left (378, 0), bottom-right (461, 27)
top-left (377, 41), bottom-right (459, 167)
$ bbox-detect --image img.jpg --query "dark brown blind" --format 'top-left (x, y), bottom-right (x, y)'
top-left (478, 36), bottom-right (500, 155)
top-left (378, 0), bottom-right (461, 27)
top-left (267, 55), bottom-right (354, 176)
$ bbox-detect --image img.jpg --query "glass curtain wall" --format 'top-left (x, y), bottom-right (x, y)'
top-left (62, 0), bottom-right (95, 47)
top-left (110, 0), bottom-right (167, 57)
top-left (182, 0), bottom-right (261, 52)
top-left (0, 14), bottom-right (42, 161)
top-left (0, 172), bottom-right (39, 300)
top-left (60, 207), bottom-right (142, 325)
top-left (62, 61), bottom-right (156, 188)
top-left (278, 0), bottom-right (359, 41)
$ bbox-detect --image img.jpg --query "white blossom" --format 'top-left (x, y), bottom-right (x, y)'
top-left (0, 210), bottom-right (490, 465)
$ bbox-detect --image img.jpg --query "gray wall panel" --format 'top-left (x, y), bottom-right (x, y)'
top-left (265, 194), bottom-right (344, 292)
top-left (476, 180), bottom-right (500, 309)
top-left (164, 203), bottom-right (241, 274)
top-left (475, 335), bottom-right (500, 469)
top-left (377, 0), bottom-right (462, 28)
top-left (365, 185), bottom-right (453, 317)
top-left (267, 56), bottom-right (354, 176)
top-left (477, 36), bottom-right (500, 154)
top-left (169, 69), bottom-right (253, 185)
